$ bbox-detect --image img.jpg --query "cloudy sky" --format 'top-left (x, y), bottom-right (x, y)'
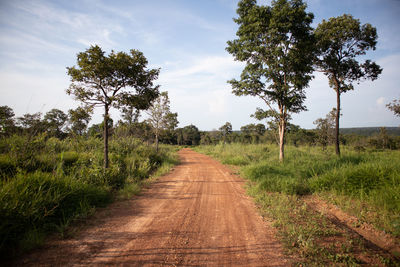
top-left (0, 0), bottom-right (399, 130)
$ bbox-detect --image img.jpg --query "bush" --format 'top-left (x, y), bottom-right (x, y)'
top-left (0, 154), bottom-right (16, 179)
top-left (0, 171), bottom-right (111, 256)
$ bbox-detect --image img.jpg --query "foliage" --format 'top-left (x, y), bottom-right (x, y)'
top-left (0, 172), bottom-right (111, 255)
top-left (146, 92), bottom-right (178, 151)
top-left (66, 45), bottom-right (160, 168)
top-left (44, 109), bottom-right (68, 138)
top-left (17, 112), bottom-right (45, 136)
top-left (0, 106), bottom-right (16, 137)
top-left (177, 125), bottom-right (201, 146)
top-left (315, 14), bottom-right (382, 156)
top-left (226, 0), bottom-right (315, 161)
top-left (386, 98), bottom-right (400, 117)
top-left (313, 108), bottom-right (336, 149)
top-left (219, 122), bottom-right (232, 144)
top-left (240, 123), bottom-right (266, 144)
top-left (67, 106), bottom-right (92, 136)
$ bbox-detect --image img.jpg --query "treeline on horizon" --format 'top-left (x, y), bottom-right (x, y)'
top-left (1, 104), bottom-right (399, 151)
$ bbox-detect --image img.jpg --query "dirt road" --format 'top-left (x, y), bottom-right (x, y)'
top-left (18, 148), bottom-right (288, 266)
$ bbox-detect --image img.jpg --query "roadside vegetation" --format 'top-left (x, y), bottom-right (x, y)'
top-left (195, 144), bottom-right (399, 265)
top-left (0, 133), bottom-right (178, 258)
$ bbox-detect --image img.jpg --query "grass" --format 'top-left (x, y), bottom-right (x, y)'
top-left (0, 135), bottom-right (179, 258)
top-left (195, 143), bottom-right (400, 265)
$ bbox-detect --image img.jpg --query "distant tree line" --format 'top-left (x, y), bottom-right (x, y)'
top-left (199, 121), bottom-right (400, 151)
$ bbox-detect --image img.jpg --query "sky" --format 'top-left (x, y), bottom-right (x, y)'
top-left (0, 0), bottom-right (399, 131)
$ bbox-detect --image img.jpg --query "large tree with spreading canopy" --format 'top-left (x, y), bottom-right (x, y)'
top-left (226, 0), bottom-right (315, 161)
top-left (67, 45), bottom-right (160, 169)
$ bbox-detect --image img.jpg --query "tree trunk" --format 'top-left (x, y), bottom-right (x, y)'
top-left (104, 104), bottom-right (109, 170)
top-left (335, 88), bottom-right (341, 156)
top-left (155, 132), bottom-right (159, 152)
top-left (279, 118), bottom-right (286, 162)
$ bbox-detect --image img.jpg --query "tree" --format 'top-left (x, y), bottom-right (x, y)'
top-left (252, 108), bottom-right (289, 145)
top-left (0, 105), bottom-right (16, 137)
top-left (387, 99), bottom-right (400, 117)
top-left (180, 125), bottom-right (201, 146)
top-left (67, 45), bottom-right (160, 169)
top-left (17, 112), bottom-right (45, 135)
top-left (226, 0), bottom-right (315, 161)
top-left (159, 112), bottom-right (179, 144)
top-left (44, 109), bottom-right (68, 138)
top-left (313, 108), bottom-right (336, 149)
top-left (88, 118), bottom-right (113, 139)
top-left (121, 105), bottom-right (141, 125)
top-left (146, 92), bottom-right (177, 151)
top-left (240, 123), bottom-right (265, 144)
top-left (315, 14), bottom-right (382, 156)
top-left (219, 122), bottom-right (232, 144)
top-left (68, 106), bottom-right (92, 136)
top-left (200, 132), bottom-right (213, 145)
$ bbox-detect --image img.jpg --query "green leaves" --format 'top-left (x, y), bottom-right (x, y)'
top-left (227, 0), bottom-right (314, 114)
top-left (66, 45), bottom-right (160, 109)
top-left (227, 0), bottom-right (315, 161)
top-left (314, 14), bottom-right (382, 94)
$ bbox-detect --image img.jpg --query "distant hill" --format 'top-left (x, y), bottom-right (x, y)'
top-left (340, 127), bottom-right (400, 136)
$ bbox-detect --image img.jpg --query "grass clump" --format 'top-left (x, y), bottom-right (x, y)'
top-left (0, 171), bottom-right (111, 254)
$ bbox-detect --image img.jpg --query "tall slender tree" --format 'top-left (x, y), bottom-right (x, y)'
top-left (67, 45), bottom-right (159, 169)
top-left (219, 122), bottom-right (232, 144)
top-left (313, 108), bottom-right (336, 150)
top-left (314, 14), bottom-right (382, 156)
top-left (226, 0), bottom-right (315, 161)
top-left (147, 92), bottom-right (176, 152)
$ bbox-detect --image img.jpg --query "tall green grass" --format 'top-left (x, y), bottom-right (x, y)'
top-left (195, 144), bottom-right (400, 236)
top-left (0, 134), bottom-right (179, 257)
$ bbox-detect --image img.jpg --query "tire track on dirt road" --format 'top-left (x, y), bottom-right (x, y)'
top-left (16, 148), bottom-right (289, 266)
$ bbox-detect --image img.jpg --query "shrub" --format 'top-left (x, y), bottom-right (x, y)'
top-left (0, 171), bottom-right (111, 256)
top-left (0, 154), bottom-right (16, 179)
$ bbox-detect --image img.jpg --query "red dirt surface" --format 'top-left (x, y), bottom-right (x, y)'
top-left (15, 148), bottom-right (289, 266)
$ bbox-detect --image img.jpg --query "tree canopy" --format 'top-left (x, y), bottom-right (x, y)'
top-left (44, 109), bottom-right (68, 138)
top-left (0, 105), bottom-right (16, 136)
top-left (315, 14), bottom-right (382, 155)
top-left (67, 45), bottom-right (160, 168)
top-left (147, 91), bottom-right (178, 151)
top-left (226, 0), bottom-right (315, 161)
top-left (68, 106), bottom-right (93, 136)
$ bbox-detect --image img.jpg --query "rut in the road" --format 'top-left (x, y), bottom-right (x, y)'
top-left (16, 148), bottom-right (289, 266)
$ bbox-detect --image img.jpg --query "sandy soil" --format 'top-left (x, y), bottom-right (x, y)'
top-left (15, 148), bottom-right (288, 266)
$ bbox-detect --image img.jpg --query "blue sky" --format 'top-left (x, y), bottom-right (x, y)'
top-left (0, 0), bottom-right (399, 130)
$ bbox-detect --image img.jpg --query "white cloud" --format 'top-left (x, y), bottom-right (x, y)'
top-left (376, 97), bottom-right (385, 106)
